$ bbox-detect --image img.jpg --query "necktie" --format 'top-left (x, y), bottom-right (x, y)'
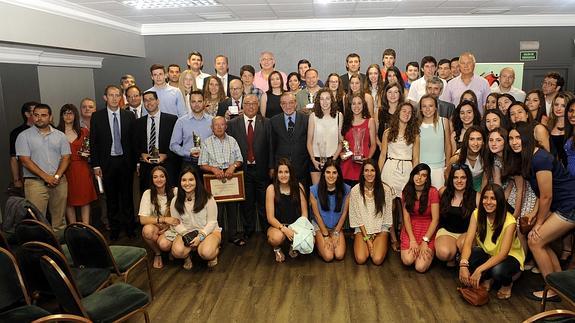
top-left (132, 108), bottom-right (139, 118)
top-left (247, 119), bottom-right (255, 163)
top-left (112, 112), bottom-right (123, 155)
top-left (287, 116), bottom-right (295, 137)
top-left (235, 100), bottom-right (240, 107)
top-left (149, 116), bottom-right (156, 154)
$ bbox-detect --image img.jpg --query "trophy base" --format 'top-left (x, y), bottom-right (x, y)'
top-left (78, 152), bottom-right (90, 158)
top-left (353, 155), bottom-right (363, 163)
top-left (341, 151), bottom-right (353, 160)
top-left (190, 147), bottom-right (201, 154)
top-left (149, 158), bottom-right (160, 164)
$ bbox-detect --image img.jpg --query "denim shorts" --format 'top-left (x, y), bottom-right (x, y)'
top-left (555, 208), bottom-right (575, 224)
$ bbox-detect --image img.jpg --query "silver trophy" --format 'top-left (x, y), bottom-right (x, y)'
top-left (352, 127), bottom-right (366, 163)
top-left (316, 141), bottom-right (327, 169)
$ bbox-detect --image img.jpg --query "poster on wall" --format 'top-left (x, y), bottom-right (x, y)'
top-left (475, 63), bottom-right (524, 88)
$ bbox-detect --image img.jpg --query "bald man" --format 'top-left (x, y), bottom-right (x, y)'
top-left (490, 67), bottom-right (526, 102)
top-left (217, 78), bottom-right (245, 119)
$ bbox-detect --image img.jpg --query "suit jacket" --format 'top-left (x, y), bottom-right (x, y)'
top-left (217, 97), bottom-right (242, 118)
top-left (438, 99), bottom-right (456, 119)
top-left (340, 72), bottom-right (366, 91)
top-left (226, 115), bottom-right (273, 176)
top-left (269, 112), bottom-right (309, 181)
top-left (132, 112), bottom-right (178, 157)
top-left (225, 74), bottom-right (240, 95)
top-left (90, 107), bottom-right (136, 171)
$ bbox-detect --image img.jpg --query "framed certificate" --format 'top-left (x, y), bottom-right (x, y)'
top-left (203, 171), bottom-right (246, 202)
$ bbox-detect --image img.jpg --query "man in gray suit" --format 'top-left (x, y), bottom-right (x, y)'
top-left (270, 92), bottom-right (310, 189)
top-left (227, 94), bottom-right (273, 239)
top-left (426, 76), bottom-right (455, 119)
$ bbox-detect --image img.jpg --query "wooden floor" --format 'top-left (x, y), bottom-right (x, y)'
top-left (118, 233), bottom-right (563, 323)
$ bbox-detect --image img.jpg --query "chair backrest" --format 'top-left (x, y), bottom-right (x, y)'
top-left (64, 223), bottom-right (116, 271)
top-left (39, 255), bottom-right (87, 318)
top-left (0, 231), bottom-right (9, 250)
top-left (15, 219), bottom-right (60, 250)
top-left (0, 247), bottom-right (30, 312)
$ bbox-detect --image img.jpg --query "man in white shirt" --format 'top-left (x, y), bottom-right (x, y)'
top-left (407, 56), bottom-right (446, 105)
top-left (147, 64), bottom-right (187, 118)
top-left (490, 67), bottom-right (526, 102)
top-left (187, 51), bottom-right (211, 91)
top-left (215, 54), bottom-right (240, 96)
top-left (541, 72), bottom-right (564, 116)
top-left (167, 64), bottom-right (181, 88)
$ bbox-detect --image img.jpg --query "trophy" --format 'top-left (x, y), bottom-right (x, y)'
top-left (149, 146), bottom-right (160, 164)
top-left (352, 127), bottom-right (366, 163)
top-left (78, 136), bottom-right (90, 157)
top-left (190, 132), bottom-right (201, 155)
top-left (341, 140), bottom-right (353, 160)
top-left (316, 141), bottom-right (327, 170)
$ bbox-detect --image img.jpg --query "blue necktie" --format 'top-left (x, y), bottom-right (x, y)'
top-left (113, 112), bottom-right (123, 155)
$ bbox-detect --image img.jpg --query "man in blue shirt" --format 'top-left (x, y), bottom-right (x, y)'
top-left (147, 64), bottom-right (187, 118)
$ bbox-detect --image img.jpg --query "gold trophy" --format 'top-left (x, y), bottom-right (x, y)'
top-left (341, 140), bottom-right (353, 160)
top-left (190, 132), bottom-right (201, 155)
top-left (352, 127), bottom-right (366, 163)
top-left (149, 147), bottom-right (160, 164)
top-left (78, 136), bottom-right (90, 157)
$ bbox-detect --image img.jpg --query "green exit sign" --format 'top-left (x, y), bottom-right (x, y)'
top-left (520, 51), bottom-right (538, 61)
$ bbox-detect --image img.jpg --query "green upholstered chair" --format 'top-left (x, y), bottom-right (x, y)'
top-left (540, 269), bottom-right (575, 312)
top-left (0, 247), bottom-right (51, 322)
top-left (19, 242), bottom-right (111, 298)
top-left (15, 219), bottom-right (72, 262)
top-left (64, 223), bottom-right (154, 298)
top-left (39, 255), bottom-right (150, 323)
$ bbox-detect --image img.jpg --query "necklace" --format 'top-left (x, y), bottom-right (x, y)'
top-left (364, 185), bottom-right (374, 192)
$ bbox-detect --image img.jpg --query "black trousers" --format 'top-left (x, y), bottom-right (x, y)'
top-left (469, 247), bottom-right (521, 290)
top-left (218, 202), bottom-right (239, 241)
top-left (241, 165), bottom-right (269, 235)
top-left (102, 156), bottom-right (135, 234)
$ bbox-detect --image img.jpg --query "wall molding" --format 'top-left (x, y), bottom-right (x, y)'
top-left (0, 47), bottom-right (103, 68)
top-left (141, 14), bottom-right (575, 35)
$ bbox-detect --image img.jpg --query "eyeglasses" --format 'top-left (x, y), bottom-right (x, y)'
top-left (451, 163), bottom-right (470, 171)
top-left (542, 80), bottom-right (557, 87)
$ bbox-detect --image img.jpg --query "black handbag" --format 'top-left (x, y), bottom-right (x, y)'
top-left (182, 230), bottom-right (199, 247)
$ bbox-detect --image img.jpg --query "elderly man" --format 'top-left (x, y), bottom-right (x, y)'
top-left (253, 51), bottom-right (287, 92)
top-left (16, 104), bottom-right (71, 232)
top-left (490, 67), bottom-right (526, 102)
top-left (426, 76), bottom-right (456, 119)
top-left (227, 94), bottom-right (273, 240)
top-left (200, 116), bottom-right (244, 246)
top-left (442, 52), bottom-right (491, 114)
top-left (217, 79), bottom-right (244, 119)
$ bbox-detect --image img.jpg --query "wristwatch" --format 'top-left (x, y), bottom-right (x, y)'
top-left (422, 236), bottom-right (430, 243)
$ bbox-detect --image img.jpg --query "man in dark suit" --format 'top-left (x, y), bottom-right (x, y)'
top-left (90, 85), bottom-right (137, 240)
top-left (215, 54), bottom-right (240, 96)
top-left (270, 92), bottom-right (310, 189)
top-left (339, 53), bottom-right (366, 91)
top-left (133, 91), bottom-right (178, 193)
top-left (227, 94), bottom-right (273, 240)
top-left (217, 79), bottom-right (243, 119)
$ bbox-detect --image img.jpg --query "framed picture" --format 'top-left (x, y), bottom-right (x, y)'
top-left (203, 171), bottom-right (246, 202)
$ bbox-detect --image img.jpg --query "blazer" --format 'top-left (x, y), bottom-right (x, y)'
top-left (438, 99), bottom-right (456, 119)
top-left (269, 112), bottom-right (309, 181)
top-left (90, 107), bottom-right (136, 171)
top-left (217, 97), bottom-right (242, 118)
top-left (132, 112), bottom-right (178, 157)
top-left (339, 72), bottom-right (366, 91)
top-left (226, 115), bottom-right (273, 176)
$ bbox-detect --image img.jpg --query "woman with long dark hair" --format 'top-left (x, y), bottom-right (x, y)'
top-left (138, 166), bottom-right (176, 269)
top-left (509, 122), bottom-right (575, 301)
top-left (169, 167), bottom-right (221, 270)
top-left (310, 160), bottom-right (350, 262)
top-left (459, 184), bottom-right (525, 299)
top-left (266, 158), bottom-right (308, 263)
top-left (261, 70), bottom-right (285, 118)
top-left (400, 163), bottom-right (439, 273)
top-left (202, 76), bottom-right (226, 117)
top-left (524, 89), bottom-right (548, 126)
top-left (345, 74), bottom-right (374, 117)
top-left (435, 164), bottom-right (476, 266)
top-left (508, 102), bottom-right (550, 152)
top-left (349, 159), bottom-right (394, 265)
top-left (57, 104), bottom-right (97, 225)
top-left (450, 100), bottom-right (481, 154)
top-left (565, 98), bottom-right (575, 177)
top-left (326, 73), bottom-right (345, 114)
top-left (447, 125), bottom-right (485, 192)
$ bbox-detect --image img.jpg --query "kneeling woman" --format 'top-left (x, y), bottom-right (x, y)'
top-left (266, 158), bottom-right (308, 263)
top-left (349, 159), bottom-right (394, 265)
top-left (401, 163), bottom-right (440, 273)
top-left (459, 184), bottom-right (524, 299)
top-left (310, 160), bottom-right (351, 262)
top-left (169, 167), bottom-right (221, 270)
top-left (139, 166), bottom-right (177, 269)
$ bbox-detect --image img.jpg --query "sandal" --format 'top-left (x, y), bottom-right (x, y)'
top-left (207, 257), bottom-right (218, 268)
top-left (496, 283), bottom-right (513, 300)
top-left (481, 279), bottom-right (493, 292)
top-left (231, 237), bottom-right (247, 247)
top-left (182, 256), bottom-right (193, 270)
top-left (274, 248), bottom-right (285, 263)
top-left (288, 246), bottom-right (299, 258)
top-left (152, 254), bottom-right (163, 269)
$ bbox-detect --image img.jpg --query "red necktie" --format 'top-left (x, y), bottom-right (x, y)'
top-left (247, 119), bottom-right (255, 163)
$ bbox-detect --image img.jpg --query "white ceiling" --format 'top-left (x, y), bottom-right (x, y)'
top-left (43, 0), bottom-right (575, 23)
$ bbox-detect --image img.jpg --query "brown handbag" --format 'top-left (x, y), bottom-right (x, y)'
top-left (457, 286), bottom-right (489, 306)
top-left (519, 216), bottom-right (536, 235)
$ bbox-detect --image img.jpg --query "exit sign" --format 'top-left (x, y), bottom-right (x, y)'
top-left (520, 51), bottom-right (538, 61)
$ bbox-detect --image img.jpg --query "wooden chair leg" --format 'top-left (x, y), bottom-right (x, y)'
top-left (540, 287), bottom-right (549, 312)
top-left (145, 258), bottom-right (154, 299)
top-left (143, 310), bottom-right (150, 323)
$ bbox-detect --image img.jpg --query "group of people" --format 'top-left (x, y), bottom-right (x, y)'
top-left (9, 48), bottom-right (575, 301)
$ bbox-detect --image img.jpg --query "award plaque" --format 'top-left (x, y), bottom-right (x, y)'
top-left (203, 171), bottom-right (245, 202)
top-left (78, 136), bottom-right (90, 157)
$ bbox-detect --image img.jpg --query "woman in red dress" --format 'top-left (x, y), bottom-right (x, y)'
top-left (57, 104), bottom-right (97, 224)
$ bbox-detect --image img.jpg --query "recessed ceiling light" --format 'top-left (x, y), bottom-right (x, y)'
top-left (122, 0), bottom-right (220, 10)
top-left (470, 8), bottom-right (510, 15)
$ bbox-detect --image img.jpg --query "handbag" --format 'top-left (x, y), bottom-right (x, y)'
top-left (457, 286), bottom-right (489, 306)
top-left (519, 216), bottom-right (535, 235)
top-left (182, 230), bottom-right (199, 247)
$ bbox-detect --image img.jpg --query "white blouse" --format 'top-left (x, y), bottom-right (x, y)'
top-left (348, 183), bottom-right (393, 234)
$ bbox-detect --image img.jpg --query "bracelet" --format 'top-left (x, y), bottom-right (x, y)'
top-left (459, 259), bottom-right (469, 266)
top-left (363, 234), bottom-right (372, 242)
top-left (322, 232), bottom-right (329, 238)
top-left (278, 224), bottom-right (284, 231)
top-left (333, 231), bottom-right (340, 237)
